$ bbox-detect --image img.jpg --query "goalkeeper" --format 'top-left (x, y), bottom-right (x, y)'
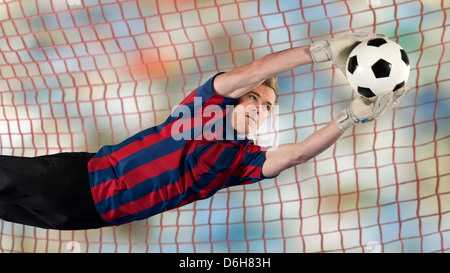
top-left (0, 33), bottom-right (409, 230)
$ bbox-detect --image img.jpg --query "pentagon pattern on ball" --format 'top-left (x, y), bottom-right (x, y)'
top-left (357, 87), bottom-right (376, 98)
top-left (400, 49), bottom-right (410, 66)
top-left (394, 81), bottom-right (405, 91)
top-left (347, 55), bottom-right (358, 74)
top-left (367, 38), bottom-right (388, 47)
top-left (371, 58), bottom-right (392, 78)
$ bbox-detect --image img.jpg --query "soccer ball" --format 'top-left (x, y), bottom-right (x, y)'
top-left (345, 37), bottom-right (410, 99)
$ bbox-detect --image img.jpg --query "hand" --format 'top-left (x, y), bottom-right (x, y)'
top-left (335, 86), bottom-right (411, 131)
top-left (310, 32), bottom-right (388, 74)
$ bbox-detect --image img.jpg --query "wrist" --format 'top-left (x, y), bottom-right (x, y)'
top-left (335, 107), bottom-right (359, 131)
top-left (309, 40), bottom-right (331, 63)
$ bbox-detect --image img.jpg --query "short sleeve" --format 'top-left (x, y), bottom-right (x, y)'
top-left (178, 72), bottom-right (238, 111)
top-left (228, 142), bottom-right (278, 187)
top-left (168, 73), bottom-right (238, 141)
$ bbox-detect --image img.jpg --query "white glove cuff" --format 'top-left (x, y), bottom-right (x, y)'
top-left (309, 40), bottom-right (332, 63)
top-left (335, 107), bottom-right (359, 131)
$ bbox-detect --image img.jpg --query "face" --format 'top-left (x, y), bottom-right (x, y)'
top-left (231, 84), bottom-right (277, 136)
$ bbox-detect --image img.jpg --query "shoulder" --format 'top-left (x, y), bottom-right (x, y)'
top-left (178, 72), bottom-right (238, 109)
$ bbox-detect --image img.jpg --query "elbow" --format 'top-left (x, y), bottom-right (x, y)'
top-left (288, 142), bottom-right (318, 166)
top-left (289, 144), bottom-right (314, 166)
top-left (289, 153), bottom-right (313, 167)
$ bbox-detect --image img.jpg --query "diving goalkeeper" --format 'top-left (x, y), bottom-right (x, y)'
top-left (0, 33), bottom-right (409, 230)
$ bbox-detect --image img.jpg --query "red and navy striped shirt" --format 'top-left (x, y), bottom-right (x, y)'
top-left (88, 74), bottom-right (271, 226)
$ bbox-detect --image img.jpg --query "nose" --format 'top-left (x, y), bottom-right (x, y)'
top-left (251, 104), bottom-right (260, 116)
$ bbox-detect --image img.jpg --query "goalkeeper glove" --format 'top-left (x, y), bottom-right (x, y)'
top-left (335, 86), bottom-right (411, 131)
top-left (310, 32), bottom-right (388, 74)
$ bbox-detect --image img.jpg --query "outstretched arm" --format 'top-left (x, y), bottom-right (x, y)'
top-left (261, 86), bottom-right (410, 178)
top-left (213, 46), bottom-right (313, 98)
top-left (262, 120), bottom-right (344, 178)
top-left (212, 32), bottom-right (385, 99)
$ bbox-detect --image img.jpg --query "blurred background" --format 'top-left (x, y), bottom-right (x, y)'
top-left (0, 0), bottom-right (448, 253)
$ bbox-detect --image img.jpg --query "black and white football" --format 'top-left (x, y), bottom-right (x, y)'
top-left (345, 37), bottom-right (410, 99)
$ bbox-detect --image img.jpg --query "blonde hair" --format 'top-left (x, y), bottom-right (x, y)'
top-left (262, 75), bottom-right (279, 103)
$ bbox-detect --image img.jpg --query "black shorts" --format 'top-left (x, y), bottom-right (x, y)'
top-left (0, 152), bottom-right (110, 230)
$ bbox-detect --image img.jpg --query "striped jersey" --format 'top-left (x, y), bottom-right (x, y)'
top-left (87, 74), bottom-right (272, 226)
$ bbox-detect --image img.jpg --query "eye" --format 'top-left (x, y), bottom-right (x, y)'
top-left (259, 104), bottom-right (271, 113)
top-left (249, 95), bottom-right (257, 101)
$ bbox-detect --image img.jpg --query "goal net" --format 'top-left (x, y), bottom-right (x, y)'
top-left (0, 0), bottom-right (449, 253)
